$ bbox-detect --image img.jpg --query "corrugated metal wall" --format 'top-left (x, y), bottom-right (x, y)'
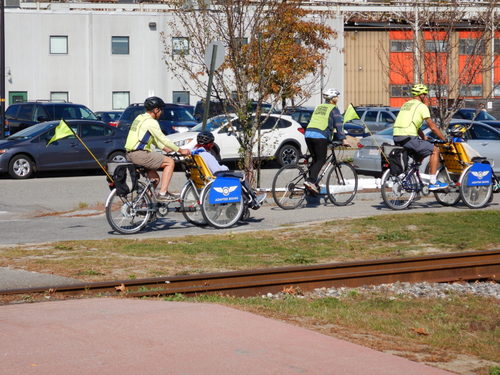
top-left (344, 30), bottom-right (389, 107)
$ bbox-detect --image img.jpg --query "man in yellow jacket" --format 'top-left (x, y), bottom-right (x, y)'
top-left (393, 84), bottom-right (448, 190)
top-left (125, 96), bottom-right (190, 202)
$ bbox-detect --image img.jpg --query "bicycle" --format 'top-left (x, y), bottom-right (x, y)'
top-left (105, 153), bottom-right (262, 233)
top-left (380, 134), bottom-right (494, 210)
top-left (271, 141), bottom-right (358, 210)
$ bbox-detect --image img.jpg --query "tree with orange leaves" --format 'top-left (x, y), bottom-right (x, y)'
top-left (163, 0), bottom-right (337, 184)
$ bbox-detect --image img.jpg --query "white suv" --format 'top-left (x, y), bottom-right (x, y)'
top-left (169, 114), bottom-right (307, 166)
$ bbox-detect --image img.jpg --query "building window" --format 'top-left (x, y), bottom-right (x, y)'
top-left (428, 85), bottom-right (448, 98)
top-left (112, 92), bottom-right (130, 110)
top-left (459, 39), bottom-right (485, 55)
top-left (459, 85), bottom-right (483, 97)
top-left (50, 92), bottom-right (69, 102)
top-left (112, 36), bottom-right (129, 55)
top-left (495, 38), bottom-right (500, 54)
top-left (172, 91), bottom-right (190, 105)
top-left (172, 37), bottom-right (189, 55)
top-left (390, 85), bottom-right (411, 97)
top-left (424, 40), bottom-right (448, 53)
top-left (50, 36), bottom-right (68, 54)
top-left (390, 40), bottom-right (413, 53)
top-left (494, 85), bottom-right (500, 98)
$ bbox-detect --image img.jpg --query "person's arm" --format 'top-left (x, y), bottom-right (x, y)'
top-left (331, 107), bottom-right (350, 145)
top-left (424, 118), bottom-right (446, 141)
top-left (146, 119), bottom-right (181, 152)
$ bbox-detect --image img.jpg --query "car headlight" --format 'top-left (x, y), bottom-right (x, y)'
top-left (174, 138), bottom-right (194, 147)
top-left (172, 126), bottom-right (190, 133)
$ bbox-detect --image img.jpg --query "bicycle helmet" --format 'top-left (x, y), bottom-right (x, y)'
top-left (197, 131), bottom-right (215, 145)
top-left (410, 84), bottom-right (429, 97)
top-left (144, 96), bottom-right (166, 111)
top-left (322, 88), bottom-right (340, 99)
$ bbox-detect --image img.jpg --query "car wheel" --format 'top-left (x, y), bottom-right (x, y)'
top-left (108, 151), bottom-right (127, 163)
top-left (277, 144), bottom-right (299, 166)
top-left (8, 154), bottom-right (35, 179)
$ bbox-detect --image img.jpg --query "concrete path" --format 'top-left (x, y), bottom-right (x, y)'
top-left (0, 298), bottom-right (455, 375)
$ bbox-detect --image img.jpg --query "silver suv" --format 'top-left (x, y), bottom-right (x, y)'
top-left (346, 106), bottom-right (400, 133)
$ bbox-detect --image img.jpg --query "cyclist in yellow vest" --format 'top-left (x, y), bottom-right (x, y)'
top-left (393, 83), bottom-right (448, 190)
top-left (304, 88), bottom-right (350, 194)
top-left (125, 96), bottom-right (190, 202)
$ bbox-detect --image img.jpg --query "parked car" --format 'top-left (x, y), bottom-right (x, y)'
top-left (282, 106), bottom-right (369, 138)
top-left (4, 101), bottom-right (98, 136)
top-left (193, 100), bottom-right (273, 122)
top-left (169, 113), bottom-right (307, 166)
top-left (346, 106), bottom-right (400, 133)
top-left (95, 111), bottom-right (123, 127)
top-left (352, 120), bottom-right (500, 176)
top-left (0, 120), bottom-right (127, 179)
top-left (116, 103), bottom-right (197, 134)
top-left (451, 108), bottom-right (500, 130)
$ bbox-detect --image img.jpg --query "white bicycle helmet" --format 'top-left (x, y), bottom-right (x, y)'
top-left (323, 88), bottom-right (340, 99)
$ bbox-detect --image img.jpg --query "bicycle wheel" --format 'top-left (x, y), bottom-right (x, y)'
top-left (459, 166), bottom-right (493, 209)
top-left (434, 166), bottom-right (460, 206)
top-left (200, 180), bottom-right (244, 229)
top-left (272, 165), bottom-right (306, 210)
top-left (105, 182), bottom-right (152, 234)
top-left (180, 182), bottom-right (206, 226)
top-left (326, 162), bottom-right (358, 206)
top-left (380, 169), bottom-right (416, 210)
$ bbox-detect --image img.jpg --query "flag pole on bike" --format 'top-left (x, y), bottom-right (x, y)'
top-left (46, 119), bottom-right (114, 182)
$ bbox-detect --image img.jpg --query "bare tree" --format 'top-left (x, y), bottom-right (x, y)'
top-left (161, 0), bottom-right (336, 183)
top-left (366, 0), bottom-right (498, 128)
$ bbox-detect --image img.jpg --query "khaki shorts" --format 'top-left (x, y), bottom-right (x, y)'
top-left (126, 150), bottom-right (165, 170)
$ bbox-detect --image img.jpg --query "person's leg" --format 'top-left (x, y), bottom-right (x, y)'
top-left (306, 138), bottom-right (327, 183)
top-left (158, 156), bottom-right (175, 194)
top-left (428, 146), bottom-right (440, 176)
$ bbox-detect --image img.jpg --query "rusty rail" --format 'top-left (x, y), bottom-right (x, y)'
top-left (1, 250), bottom-right (498, 300)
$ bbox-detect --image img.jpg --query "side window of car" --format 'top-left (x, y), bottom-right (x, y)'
top-left (17, 104), bottom-right (34, 121)
top-left (380, 111), bottom-right (395, 123)
top-left (301, 112), bottom-right (312, 126)
top-left (364, 111), bottom-right (378, 122)
top-left (289, 112), bottom-right (301, 123)
top-left (260, 116), bottom-right (279, 130)
top-left (33, 105), bottom-right (49, 122)
top-left (81, 124), bottom-right (110, 138)
top-left (470, 125), bottom-right (500, 140)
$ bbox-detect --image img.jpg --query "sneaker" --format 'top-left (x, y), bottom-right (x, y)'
top-left (428, 181), bottom-right (449, 191)
top-left (303, 181), bottom-right (319, 194)
top-left (255, 193), bottom-right (267, 206)
top-left (156, 192), bottom-right (179, 202)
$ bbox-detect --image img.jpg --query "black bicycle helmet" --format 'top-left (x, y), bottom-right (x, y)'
top-left (197, 131), bottom-right (215, 145)
top-left (144, 96), bottom-right (166, 111)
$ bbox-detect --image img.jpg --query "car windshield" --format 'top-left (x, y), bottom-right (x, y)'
top-left (7, 122), bottom-right (56, 140)
top-left (191, 115), bottom-right (232, 132)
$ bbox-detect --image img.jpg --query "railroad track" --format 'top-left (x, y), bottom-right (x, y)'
top-left (1, 250), bottom-right (498, 302)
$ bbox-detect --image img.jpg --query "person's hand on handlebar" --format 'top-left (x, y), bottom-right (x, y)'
top-left (177, 148), bottom-right (191, 156)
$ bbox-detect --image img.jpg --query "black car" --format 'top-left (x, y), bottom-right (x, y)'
top-left (4, 101), bottom-right (98, 136)
top-left (0, 120), bottom-right (127, 179)
top-left (283, 106), bottom-right (369, 138)
top-left (117, 103), bottom-right (197, 134)
top-left (95, 111), bottom-right (123, 127)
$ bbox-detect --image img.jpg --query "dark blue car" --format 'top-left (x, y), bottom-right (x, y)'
top-left (0, 120), bottom-right (127, 179)
top-left (116, 103), bottom-right (197, 134)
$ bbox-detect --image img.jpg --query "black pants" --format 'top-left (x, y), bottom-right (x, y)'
top-left (305, 137), bottom-right (328, 183)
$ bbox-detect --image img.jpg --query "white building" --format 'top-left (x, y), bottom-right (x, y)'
top-left (4, 3), bottom-right (344, 111)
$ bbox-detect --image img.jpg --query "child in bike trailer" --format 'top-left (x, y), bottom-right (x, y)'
top-left (192, 131), bottom-right (267, 209)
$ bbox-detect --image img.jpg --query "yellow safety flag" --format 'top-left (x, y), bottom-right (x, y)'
top-left (343, 104), bottom-right (360, 124)
top-left (46, 119), bottom-right (75, 146)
